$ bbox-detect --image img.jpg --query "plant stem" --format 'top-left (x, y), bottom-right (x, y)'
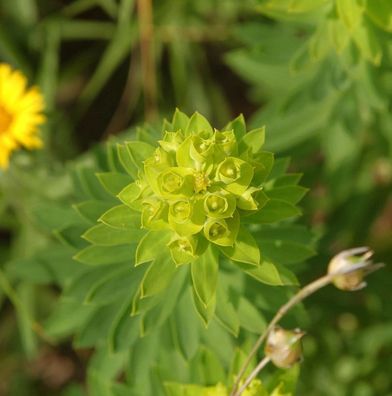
top-left (0, 269), bottom-right (54, 346)
top-left (236, 356), bottom-right (271, 396)
top-left (137, 0), bottom-right (157, 121)
top-left (231, 261), bottom-right (382, 396)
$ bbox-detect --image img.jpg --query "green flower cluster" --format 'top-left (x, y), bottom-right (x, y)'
top-left (127, 111), bottom-right (267, 265)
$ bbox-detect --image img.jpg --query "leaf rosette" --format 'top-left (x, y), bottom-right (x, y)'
top-left (73, 110), bottom-right (311, 328)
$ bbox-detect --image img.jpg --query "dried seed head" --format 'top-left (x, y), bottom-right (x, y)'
top-left (327, 247), bottom-right (376, 291)
top-left (264, 326), bottom-right (305, 369)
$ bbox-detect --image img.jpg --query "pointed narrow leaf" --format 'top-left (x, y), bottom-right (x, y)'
top-left (74, 245), bottom-right (135, 265)
top-left (117, 143), bottom-right (138, 179)
top-left (135, 230), bottom-right (171, 265)
top-left (241, 126), bottom-right (265, 153)
top-left (192, 287), bottom-right (216, 327)
top-left (140, 255), bottom-right (176, 298)
top-left (191, 246), bottom-right (219, 307)
top-left (215, 284), bottom-right (240, 337)
top-left (96, 172), bottom-right (133, 196)
top-left (99, 204), bottom-right (141, 230)
top-left (220, 227), bottom-right (260, 266)
top-left (185, 112), bottom-right (213, 135)
top-left (246, 199), bottom-right (301, 223)
top-left (82, 224), bottom-right (144, 246)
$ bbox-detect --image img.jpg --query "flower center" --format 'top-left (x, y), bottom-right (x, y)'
top-left (209, 223), bottom-right (226, 239)
top-left (172, 200), bottom-right (191, 221)
top-left (163, 172), bottom-right (183, 193)
top-left (194, 171), bottom-right (210, 193)
top-left (206, 195), bottom-right (226, 213)
top-left (0, 105), bottom-right (12, 134)
top-left (220, 160), bottom-right (238, 179)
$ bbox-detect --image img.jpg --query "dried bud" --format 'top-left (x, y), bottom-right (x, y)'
top-left (327, 247), bottom-right (375, 291)
top-left (265, 326), bottom-right (305, 369)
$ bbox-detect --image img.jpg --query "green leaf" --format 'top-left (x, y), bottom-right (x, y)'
top-left (65, 264), bottom-right (123, 302)
top-left (141, 268), bottom-right (187, 335)
top-left (140, 255), bottom-right (176, 297)
top-left (220, 227), bottom-right (260, 266)
top-left (352, 20), bottom-right (382, 65)
top-left (185, 112), bottom-right (213, 135)
top-left (172, 108), bottom-right (190, 131)
top-left (126, 141), bottom-right (155, 170)
top-left (246, 199), bottom-right (301, 223)
top-left (74, 201), bottom-right (114, 224)
top-left (32, 203), bottom-right (80, 231)
top-left (244, 261), bottom-right (299, 286)
top-left (82, 224), bottom-right (144, 246)
top-left (241, 126), bottom-right (265, 153)
top-left (171, 290), bottom-right (201, 360)
top-left (45, 301), bottom-right (95, 338)
top-left (366, 0), bottom-right (392, 32)
top-left (75, 303), bottom-right (121, 348)
top-left (215, 283), bottom-right (240, 337)
top-left (191, 246), bottom-right (219, 307)
top-left (273, 173), bottom-right (302, 187)
top-left (117, 182), bottom-right (143, 208)
top-left (117, 143), bottom-right (138, 179)
top-left (96, 172), bottom-right (133, 196)
top-left (79, 21), bottom-right (137, 107)
top-left (74, 167), bottom-right (113, 201)
top-left (109, 301), bottom-right (141, 353)
top-left (55, 225), bottom-right (89, 249)
top-left (238, 297), bottom-right (266, 333)
top-left (269, 365), bottom-right (300, 395)
top-left (267, 185), bottom-right (308, 204)
top-left (135, 230), bottom-right (171, 265)
top-left (74, 245), bottom-right (135, 265)
top-left (85, 266), bottom-right (144, 305)
top-left (336, 0), bottom-right (364, 31)
top-left (192, 287), bottom-right (216, 327)
top-left (258, 240), bottom-right (315, 265)
top-left (253, 151), bottom-right (275, 184)
top-left (224, 114), bottom-right (246, 140)
top-left (99, 204), bottom-right (141, 229)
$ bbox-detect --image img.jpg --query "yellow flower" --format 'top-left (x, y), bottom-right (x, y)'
top-left (0, 63), bottom-right (45, 168)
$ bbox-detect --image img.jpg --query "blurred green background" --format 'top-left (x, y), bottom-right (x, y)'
top-left (0, 0), bottom-right (391, 395)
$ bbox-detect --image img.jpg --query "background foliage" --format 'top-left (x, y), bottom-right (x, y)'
top-left (0, 0), bottom-right (391, 395)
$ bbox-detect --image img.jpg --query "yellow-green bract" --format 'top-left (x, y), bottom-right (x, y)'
top-left (121, 110), bottom-right (268, 266)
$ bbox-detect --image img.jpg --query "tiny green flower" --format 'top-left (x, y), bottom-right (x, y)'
top-left (204, 212), bottom-right (239, 246)
top-left (216, 157), bottom-right (254, 195)
top-left (203, 190), bottom-right (236, 218)
top-left (168, 235), bottom-right (198, 265)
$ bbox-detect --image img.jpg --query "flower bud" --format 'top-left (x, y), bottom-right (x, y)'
top-left (264, 326), bottom-right (305, 369)
top-left (327, 247), bottom-right (374, 291)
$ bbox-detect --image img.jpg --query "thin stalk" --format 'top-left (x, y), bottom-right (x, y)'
top-left (231, 261), bottom-right (383, 396)
top-left (0, 269), bottom-right (54, 346)
top-left (236, 356), bottom-right (271, 396)
top-left (137, 0), bottom-right (157, 121)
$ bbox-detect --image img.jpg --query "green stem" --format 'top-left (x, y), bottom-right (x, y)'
top-left (0, 269), bottom-right (54, 346)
